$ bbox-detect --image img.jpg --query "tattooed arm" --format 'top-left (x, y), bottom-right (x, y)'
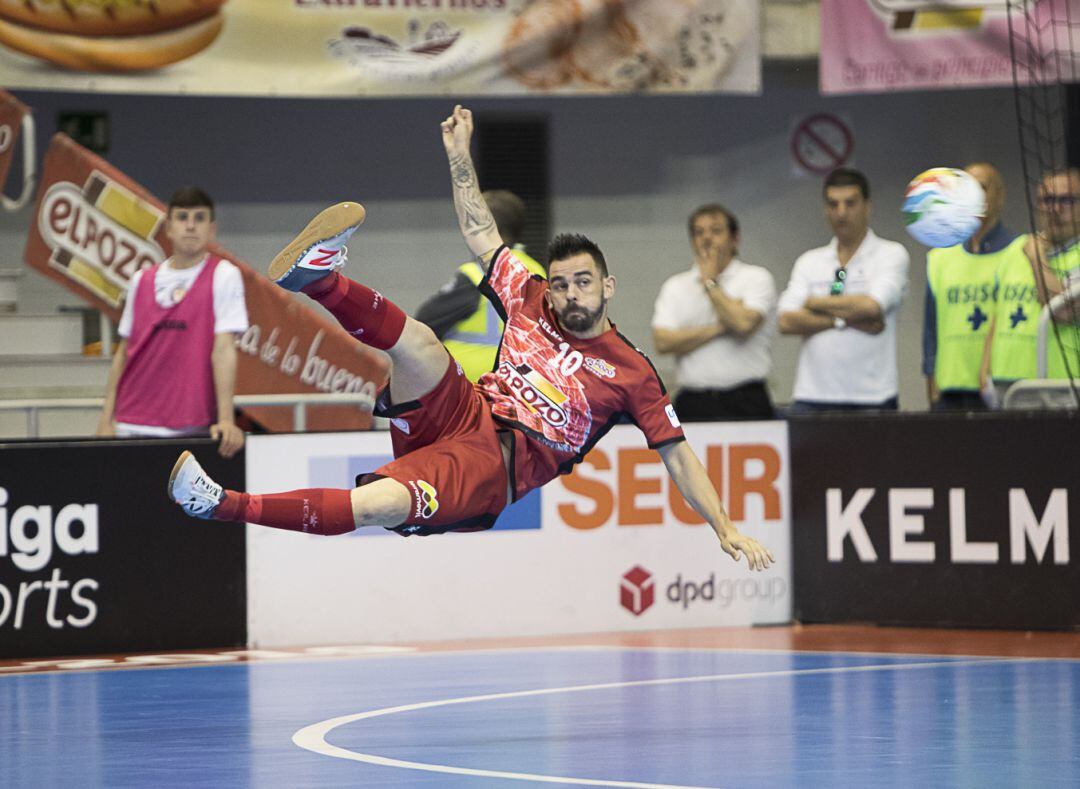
top-left (441, 105), bottom-right (503, 262)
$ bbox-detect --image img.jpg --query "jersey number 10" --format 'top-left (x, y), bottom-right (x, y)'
top-left (553, 342), bottom-right (584, 376)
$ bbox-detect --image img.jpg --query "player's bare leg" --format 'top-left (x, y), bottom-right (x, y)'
top-left (268, 201), bottom-right (450, 403)
top-left (348, 477), bottom-right (411, 528)
top-left (379, 318), bottom-right (453, 405)
top-left (168, 450), bottom-right (412, 532)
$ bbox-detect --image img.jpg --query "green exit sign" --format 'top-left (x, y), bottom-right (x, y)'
top-left (58, 111), bottom-right (109, 154)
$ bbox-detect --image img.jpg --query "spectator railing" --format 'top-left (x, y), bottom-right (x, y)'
top-left (0, 392), bottom-right (378, 437)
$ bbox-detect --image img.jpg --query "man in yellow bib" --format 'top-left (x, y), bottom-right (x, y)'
top-left (416, 190), bottom-right (546, 381)
top-left (981, 167), bottom-right (1080, 400)
top-left (923, 162), bottom-right (1020, 411)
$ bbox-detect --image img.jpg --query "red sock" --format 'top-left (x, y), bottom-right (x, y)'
top-left (214, 488), bottom-right (356, 535)
top-left (302, 272), bottom-right (406, 350)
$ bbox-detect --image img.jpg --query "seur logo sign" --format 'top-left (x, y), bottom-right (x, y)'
top-left (827, 487), bottom-right (1069, 564)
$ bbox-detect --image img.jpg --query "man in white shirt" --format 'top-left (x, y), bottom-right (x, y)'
top-left (97, 187), bottom-right (248, 457)
top-left (653, 203), bottom-right (777, 420)
top-left (778, 168), bottom-right (910, 411)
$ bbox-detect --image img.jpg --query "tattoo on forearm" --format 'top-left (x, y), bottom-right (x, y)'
top-left (448, 153), bottom-right (496, 239)
top-left (452, 160), bottom-right (473, 188)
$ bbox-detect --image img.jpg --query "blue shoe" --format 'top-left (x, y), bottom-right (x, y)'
top-left (268, 202), bottom-right (366, 292)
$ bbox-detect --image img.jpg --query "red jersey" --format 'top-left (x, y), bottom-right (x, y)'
top-left (476, 245), bottom-right (685, 498)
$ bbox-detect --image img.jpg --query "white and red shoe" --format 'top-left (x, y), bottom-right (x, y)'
top-left (268, 202), bottom-right (366, 292)
top-left (167, 451), bottom-right (224, 519)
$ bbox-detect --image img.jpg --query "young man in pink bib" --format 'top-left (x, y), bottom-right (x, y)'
top-left (98, 187), bottom-right (247, 458)
top-left (168, 108), bottom-right (773, 572)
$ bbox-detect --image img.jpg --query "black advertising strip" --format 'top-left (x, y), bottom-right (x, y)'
top-left (0, 438), bottom-right (246, 658)
top-left (790, 412), bottom-right (1079, 630)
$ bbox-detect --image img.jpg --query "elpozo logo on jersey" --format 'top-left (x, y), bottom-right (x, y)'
top-left (37, 174), bottom-right (165, 308)
top-left (584, 356), bottom-right (616, 379)
top-left (498, 361), bottom-right (568, 427)
top-left (408, 479), bottom-right (440, 520)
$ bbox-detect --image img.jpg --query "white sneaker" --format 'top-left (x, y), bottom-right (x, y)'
top-left (168, 451), bottom-right (224, 519)
top-left (268, 202), bottom-right (366, 292)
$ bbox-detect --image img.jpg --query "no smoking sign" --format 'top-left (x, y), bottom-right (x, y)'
top-left (790, 113), bottom-right (854, 176)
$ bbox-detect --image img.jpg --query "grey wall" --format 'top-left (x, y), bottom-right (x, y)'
top-left (3, 63), bottom-right (1030, 409)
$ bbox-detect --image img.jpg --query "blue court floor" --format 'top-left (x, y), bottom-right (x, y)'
top-left (2, 636), bottom-right (1078, 788)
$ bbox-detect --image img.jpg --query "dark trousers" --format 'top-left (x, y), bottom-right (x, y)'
top-left (932, 390), bottom-right (986, 412)
top-left (673, 380), bottom-right (775, 422)
top-left (787, 396), bottom-right (899, 414)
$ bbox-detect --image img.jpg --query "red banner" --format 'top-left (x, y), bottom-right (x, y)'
top-left (0, 89), bottom-right (28, 197)
top-left (23, 133), bottom-right (388, 431)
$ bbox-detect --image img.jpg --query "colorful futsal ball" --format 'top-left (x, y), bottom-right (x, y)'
top-left (901, 167), bottom-right (986, 248)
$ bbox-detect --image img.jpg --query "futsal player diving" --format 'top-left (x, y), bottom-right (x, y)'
top-left (169, 105), bottom-right (774, 572)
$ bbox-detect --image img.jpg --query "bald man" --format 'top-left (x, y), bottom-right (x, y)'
top-left (923, 162), bottom-right (1024, 411)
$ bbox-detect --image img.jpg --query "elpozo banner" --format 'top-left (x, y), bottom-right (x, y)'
top-left (0, 88), bottom-right (28, 196)
top-left (24, 133), bottom-right (389, 431)
top-left (820, 0), bottom-right (1060, 95)
top-left (0, 0), bottom-right (760, 96)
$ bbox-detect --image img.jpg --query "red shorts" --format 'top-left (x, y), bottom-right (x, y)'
top-left (360, 359), bottom-right (510, 537)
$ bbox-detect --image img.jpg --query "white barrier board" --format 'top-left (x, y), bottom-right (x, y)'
top-left (245, 422), bottom-right (791, 646)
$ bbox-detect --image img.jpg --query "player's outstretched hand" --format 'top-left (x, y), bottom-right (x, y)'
top-left (441, 104), bottom-right (474, 160)
top-left (718, 531), bottom-right (774, 572)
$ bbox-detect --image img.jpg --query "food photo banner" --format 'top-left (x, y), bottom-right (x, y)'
top-left (0, 0), bottom-right (761, 97)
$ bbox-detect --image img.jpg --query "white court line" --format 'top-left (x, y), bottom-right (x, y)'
top-left (293, 657), bottom-right (1027, 788)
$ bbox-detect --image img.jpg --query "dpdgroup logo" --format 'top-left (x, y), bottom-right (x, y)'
top-left (620, 565), bottom-right (654, 616)
top-left (619, 565), bottom-right (787, 617)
